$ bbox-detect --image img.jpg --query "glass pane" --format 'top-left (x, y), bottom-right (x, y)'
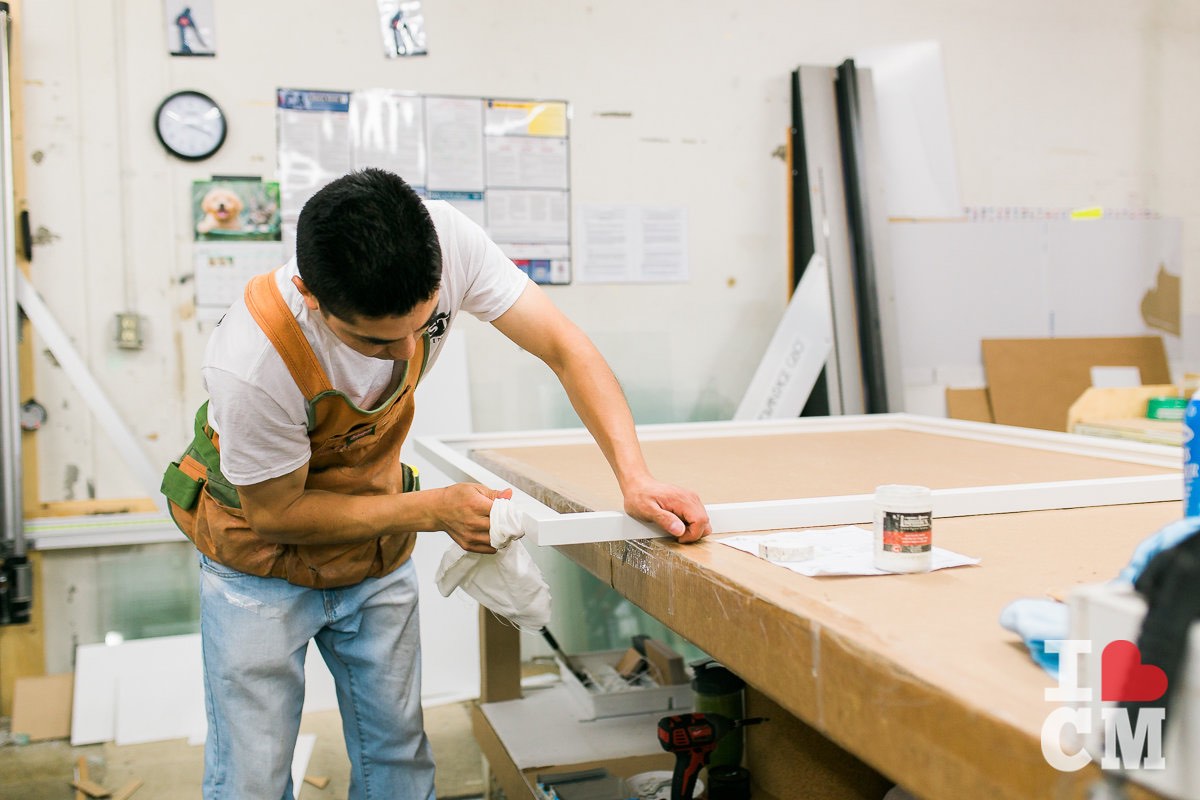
top-left (41, 542), bottom-right (200, 673)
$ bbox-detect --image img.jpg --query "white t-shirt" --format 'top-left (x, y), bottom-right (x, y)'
top-left (203, 200), bottom-right (530, 486)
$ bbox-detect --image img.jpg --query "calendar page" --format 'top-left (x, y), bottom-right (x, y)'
top-left (194, 242), bottom-right (285, 320)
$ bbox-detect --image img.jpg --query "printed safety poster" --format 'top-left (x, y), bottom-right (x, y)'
top-left (277, 88), bottom-right (571, 285)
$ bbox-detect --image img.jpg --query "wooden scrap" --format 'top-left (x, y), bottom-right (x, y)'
top-left (75, 757), bottom-right (90, 800)
top-left (303, 775), bottom-right (331, 789)
top-left (643, 638), bottom-right (689, 685)
top-left (69, 777), bottom-right (111, 798)
top-left (112, 779), bottom-right (144, 800)
top-left (614, 647), bottom-right (644, 679)
top-left (11, 672), bottom-right (73, 741)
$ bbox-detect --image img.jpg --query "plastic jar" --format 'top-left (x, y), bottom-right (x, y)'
top-left (873, 485), bottom-right (933, 573)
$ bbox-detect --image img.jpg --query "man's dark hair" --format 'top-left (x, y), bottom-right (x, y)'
top-left (295, 168), bottom-right (442, 320)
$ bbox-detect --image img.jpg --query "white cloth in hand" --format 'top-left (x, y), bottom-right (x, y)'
top-left (434, 498), bottom-right (552, 631)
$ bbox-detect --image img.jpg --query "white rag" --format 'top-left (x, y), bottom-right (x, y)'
top-left (434, 498), bottom-right (552, 631)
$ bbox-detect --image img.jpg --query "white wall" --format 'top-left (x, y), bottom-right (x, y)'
top-left (17, 0), bottom-right (1200, 500)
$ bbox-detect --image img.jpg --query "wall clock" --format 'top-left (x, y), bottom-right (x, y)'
top-left (154, 90), bottom-right (227, 161)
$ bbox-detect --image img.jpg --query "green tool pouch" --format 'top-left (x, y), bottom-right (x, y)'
top-left (161, 401), bottom-right (222, 511)
top-left (161, 459), bottom-right (204, 510)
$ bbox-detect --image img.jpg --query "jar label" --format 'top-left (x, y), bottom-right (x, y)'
top-left (881, 510), bottom-right (932, 554)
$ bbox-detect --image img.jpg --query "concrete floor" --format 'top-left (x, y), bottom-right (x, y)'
top-left (0, 703), bottom-right (485, 800)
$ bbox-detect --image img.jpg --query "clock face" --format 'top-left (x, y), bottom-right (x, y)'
top-left (155, 90), bottom-right (227, 161)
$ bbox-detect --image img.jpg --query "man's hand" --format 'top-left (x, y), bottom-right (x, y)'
top-left (434, 484), bottom-right (513, 554)
top-left (623, 477), bottom-right (711, 544)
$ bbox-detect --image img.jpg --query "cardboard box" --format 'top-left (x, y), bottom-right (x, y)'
top-left (945, 387), bottom-right (994, 423)
top-left (11, 673), bottom-right (73, 741)
top-left (1067, 385), bottom-right (1184, 446)
top-left (1069, 583), bottom-right (1199, 800)
top-left (981, 335), bottom-right (1170, 432)
top-left (557, 649), bottom-right (692, 721)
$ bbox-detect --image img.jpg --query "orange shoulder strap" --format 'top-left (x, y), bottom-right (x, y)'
top-left (244, 272), bottom-right (332, 400)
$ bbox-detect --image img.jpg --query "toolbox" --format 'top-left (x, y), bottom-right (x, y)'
top-left (557, 648), bottom-right (693, 720)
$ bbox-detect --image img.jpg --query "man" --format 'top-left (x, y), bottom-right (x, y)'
top-left (161, 168), bottom-right (711, 799)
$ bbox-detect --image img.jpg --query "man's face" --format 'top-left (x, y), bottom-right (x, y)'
top-left (323, 292), bottom-right (440, 361)
top-left (292, 279), bottom-right (438, 363)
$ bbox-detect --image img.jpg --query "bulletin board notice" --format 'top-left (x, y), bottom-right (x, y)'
top-left (278, 88), bottom-right (571, 285)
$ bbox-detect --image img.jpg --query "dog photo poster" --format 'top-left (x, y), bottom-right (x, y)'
top-left (193, 180), bottom-right (281, 241)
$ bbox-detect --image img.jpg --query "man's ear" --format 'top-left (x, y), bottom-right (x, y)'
top-left (292, 276), bottom-right (321, 312)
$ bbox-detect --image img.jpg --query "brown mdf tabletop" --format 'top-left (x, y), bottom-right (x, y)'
top-left (466, 426), bottom-right (1178, 800)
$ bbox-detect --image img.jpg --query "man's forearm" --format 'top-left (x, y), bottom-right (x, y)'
top-left (552, 345), bottom-right (653, 492)
top-left (241, 485), bottom-right (443, 546)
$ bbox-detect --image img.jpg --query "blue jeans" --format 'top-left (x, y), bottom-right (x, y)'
top-left (198, 553), bottom-right (435, 800)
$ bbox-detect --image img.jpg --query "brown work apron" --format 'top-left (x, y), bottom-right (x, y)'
top-left (162, 271), bottom-right (428, 588)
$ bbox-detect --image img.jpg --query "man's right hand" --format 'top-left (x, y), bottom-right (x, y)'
top-left (435, 484), bottom-right (512, 554)
top-left (236, 462), bottom-right (514, 548)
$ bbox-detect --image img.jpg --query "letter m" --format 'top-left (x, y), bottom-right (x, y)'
top-left (1100, 707), bottom-right (1166, 770)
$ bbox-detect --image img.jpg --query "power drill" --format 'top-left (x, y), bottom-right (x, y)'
top-left (657, 712), bottom-right (766, 800)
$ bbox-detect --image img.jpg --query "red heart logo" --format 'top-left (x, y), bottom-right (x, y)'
top-left (1101, 640), bottom-right (1168, 702)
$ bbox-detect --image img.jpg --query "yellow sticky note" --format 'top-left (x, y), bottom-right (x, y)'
top-left (527, 102), bottom-right (568, 137)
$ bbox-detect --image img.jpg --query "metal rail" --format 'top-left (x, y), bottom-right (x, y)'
top-left (0, 2), bottom-right (32, 623)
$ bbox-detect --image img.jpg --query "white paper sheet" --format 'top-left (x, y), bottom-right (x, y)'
top-left (350, 89), bottom-right (426, 184)
top-left (485, 189), bottom-right (569, 243)
top-left (194, 241), bottom-right (285, 315)
top-left (113, 635), bottom-right (204, 746)
top-left (1089, 365), bottom-right (1142, 388)
top-left (576, 204), bottom-right (688, 283)
top-left (277, 89), bottom-right (353, 225)
top-left (292, 733), bottom-right (317, 799)
top-left (425, 96), bottom-right (485, 191)
top-left (719, 526), bottom-right (979, 577)
top-left (485, 136), bottom-right (568, 189)
top-left (74, 634), bottom-right (338, 747)
top-left (481, 684), bottom-right (666, 769)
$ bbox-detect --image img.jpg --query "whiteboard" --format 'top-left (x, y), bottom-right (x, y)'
top-left (889, 218), bottom-right (1184, 384)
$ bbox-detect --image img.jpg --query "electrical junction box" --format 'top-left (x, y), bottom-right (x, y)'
top-left (115, 313), bottom-right (144, 350)
top-left (557, 649), bottom-right (693, 721)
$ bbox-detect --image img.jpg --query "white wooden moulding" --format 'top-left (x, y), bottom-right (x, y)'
top-left (414, 413), bottom-right (1183, 547)
top-left (26, 512), bottom-right (184, 550)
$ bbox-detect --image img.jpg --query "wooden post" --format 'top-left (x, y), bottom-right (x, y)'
top-left (0, 551), bottom-right (44, 714)
top-left (478, 607), bottom-right (521, 703)
top-left (0, 0), bottom-right (48, 715)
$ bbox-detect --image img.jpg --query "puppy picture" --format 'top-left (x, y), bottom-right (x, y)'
top-left (192, 180), bottom-right (281, 241)
top-left (196, 187), bottom-right (244, 234)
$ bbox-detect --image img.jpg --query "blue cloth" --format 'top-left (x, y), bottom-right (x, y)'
top-left (998, 598), bottom-right (1070, 678)
top-left (999, 516), bottom-right (1200, 678)
top-left (1114, 516), bottom-right (1200, 585)
top-left (199, 555), bottom-right (435, 800)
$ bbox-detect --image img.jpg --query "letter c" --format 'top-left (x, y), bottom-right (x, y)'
top-left (1041, 707), bottom-right (1093, 772)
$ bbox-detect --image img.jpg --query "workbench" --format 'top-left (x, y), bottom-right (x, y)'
top-left (419, 416), bottom-right (1180, 800)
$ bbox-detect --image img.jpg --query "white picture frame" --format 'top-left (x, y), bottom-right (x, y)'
top-left (415, 414), bottom-right (1182, 546)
